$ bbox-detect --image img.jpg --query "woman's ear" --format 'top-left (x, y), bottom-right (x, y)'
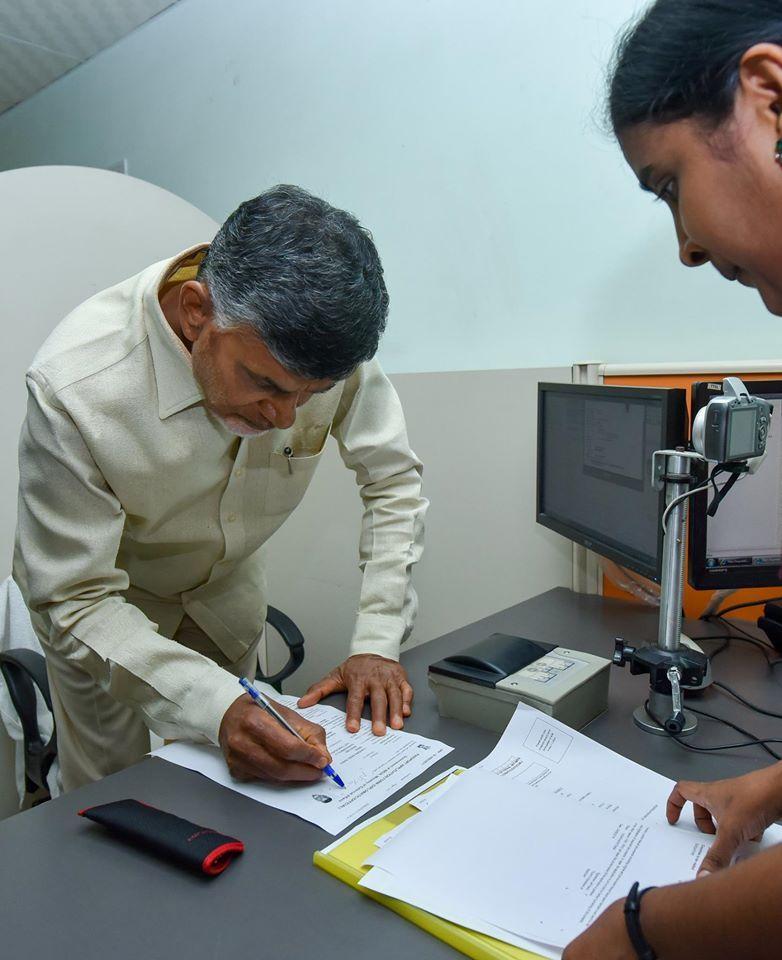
top-left (737, 43), bottom-right (782, 125)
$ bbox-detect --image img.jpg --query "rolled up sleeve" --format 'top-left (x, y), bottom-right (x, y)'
top-left (332, 360), bottom-right (428, 661)
top-left (13, 373), bottom-right (244, 744)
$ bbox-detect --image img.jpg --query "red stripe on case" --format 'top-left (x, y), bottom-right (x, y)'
top-left (201, 841), bottom-right (245, 875)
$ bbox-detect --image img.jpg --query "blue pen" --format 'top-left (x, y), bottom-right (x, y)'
top-left (238, 677), bottom-right (345, 788)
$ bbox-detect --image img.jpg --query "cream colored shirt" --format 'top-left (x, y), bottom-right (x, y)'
top-left (13, 247), bottom-right (427, 744)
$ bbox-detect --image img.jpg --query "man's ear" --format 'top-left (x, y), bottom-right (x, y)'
top-left (179, 281), bottom-right (214, 345)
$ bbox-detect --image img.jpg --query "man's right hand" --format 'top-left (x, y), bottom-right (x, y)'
top-left (219, 694), bottom-right (332, 783)
top-left (667, 761), bottom-right (782, 874)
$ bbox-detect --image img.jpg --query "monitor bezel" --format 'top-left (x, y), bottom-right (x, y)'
top-left (689, 378), bottom-right (782, 590)
top-left (536, 382), bottom-right (688, 584)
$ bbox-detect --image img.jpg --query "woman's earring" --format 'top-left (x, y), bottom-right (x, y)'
top-left (776, 138), bottom-right (782, 166)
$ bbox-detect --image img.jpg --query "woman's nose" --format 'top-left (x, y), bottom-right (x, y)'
top-left (673, 213), bottom-right (709, 268)
top-left (679, 236), bottom-right (710, 268)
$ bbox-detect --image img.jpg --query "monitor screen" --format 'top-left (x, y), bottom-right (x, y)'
top-left (690, 380), bottom-right (782, 589)
top-left (537, 383), bottom-right (687, 582)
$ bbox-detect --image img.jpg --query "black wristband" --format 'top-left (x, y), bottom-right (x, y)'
top-left (624, 881), bottom-right (657, 960)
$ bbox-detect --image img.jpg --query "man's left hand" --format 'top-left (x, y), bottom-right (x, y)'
top-left (298, 654), bottom-right (413, 735)
top-left (562, 899), bottom-right (636, 960)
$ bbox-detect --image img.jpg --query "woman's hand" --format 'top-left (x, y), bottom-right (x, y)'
top-left (667, 761), bottom-right (782, 874)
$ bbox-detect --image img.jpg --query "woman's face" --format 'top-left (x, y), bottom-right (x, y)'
top-left (619, 44), bottom-right (782, 315)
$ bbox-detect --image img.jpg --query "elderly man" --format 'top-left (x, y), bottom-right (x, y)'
top-left (14, 185), bottom-right (427, 792)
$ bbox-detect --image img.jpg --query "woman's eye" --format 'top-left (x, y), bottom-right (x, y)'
top-left (655, 178), bottom-right (678, 204)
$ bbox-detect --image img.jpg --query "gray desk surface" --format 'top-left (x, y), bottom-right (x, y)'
top-left (2, 587), bottom-right (782, 958)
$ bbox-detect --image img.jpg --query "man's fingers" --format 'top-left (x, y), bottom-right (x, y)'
top-left (699, 830), bottom-right (740, 875)
top-left (225, 727), bottom-right (326, 781)
top-left (227, 759), bottom-right (258, 783)
top-left (345, 684), bottom-right (367, 733)
top-left (298, 674), bottom-right (342, 707)
top-left (293, 716), bottom-right (332, 763)
top-left (370, 684), bottom-right (389, 736)
top-left (281, 730), bottom-right (330, 767)
top-left (401, 680), bottom-right (414, 717)
top-left (240, 752), bottom-right (325, 783)
top-left (387, 683), bottom-right (404, 729)
top-left (244, 708), bottom-right (330, 768)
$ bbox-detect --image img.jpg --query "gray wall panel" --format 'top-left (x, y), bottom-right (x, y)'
top-left (265, 367), bottom-right (574, 693)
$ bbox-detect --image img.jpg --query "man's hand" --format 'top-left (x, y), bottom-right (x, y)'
top-left (666, 761), bottom-right (782, 874)
top-left (298, 654), bottom-right (413, 735)
top-left (219, 694), bottom-right (331, 783)
top-left (562, 899), bottom-right (635, 960)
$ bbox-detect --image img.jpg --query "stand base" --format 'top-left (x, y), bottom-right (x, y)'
top-left (633, 689), bottom-right (698, 736)
top-left (633, 704), bottom-right (698, 736)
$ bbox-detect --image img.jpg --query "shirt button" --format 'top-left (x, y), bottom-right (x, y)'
top-left (235, 467), bottom-right (244, 479)
top-left (226, 513), bottom-right (237, 523)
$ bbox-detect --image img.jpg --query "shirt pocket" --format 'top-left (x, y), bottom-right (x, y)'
top-left (264, 425), bottom-right (330, 518)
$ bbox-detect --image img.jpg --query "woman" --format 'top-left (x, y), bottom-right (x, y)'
top-left (564, 2), bottom-right (782, 958)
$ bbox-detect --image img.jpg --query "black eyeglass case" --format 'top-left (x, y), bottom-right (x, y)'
top-left (78, 799), bottom-right (244, 876)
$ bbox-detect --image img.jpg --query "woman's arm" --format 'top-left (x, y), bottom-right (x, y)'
top-left (563, 843), bottom-right (782, 960)
top-left (564, 762), bottom-right (782, 959)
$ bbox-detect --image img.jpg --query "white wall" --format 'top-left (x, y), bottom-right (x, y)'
top-left (0, 0), bottom-right (778, 374)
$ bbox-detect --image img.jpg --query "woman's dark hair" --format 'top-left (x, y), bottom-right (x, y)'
top-left (609, 0), bottom-right (782, 134)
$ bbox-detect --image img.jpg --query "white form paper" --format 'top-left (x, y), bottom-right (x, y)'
top-left (409, 772), bottom-right (460, 811)
top-left (358, 704), bottom-right (782, 954)
top-left (153, 694), bottom-right (453, 834)
top-left (362, 769), bottom-right (712, 948)
top-left (475, 703), bottom-right (782, 846)
top-left (364, 863), bottom-right (561, 959)
top-left (319, 766), bottom-right (559, 959)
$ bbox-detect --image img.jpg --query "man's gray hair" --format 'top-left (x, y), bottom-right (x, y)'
top-left (198, 185), bottom-right (389, 381)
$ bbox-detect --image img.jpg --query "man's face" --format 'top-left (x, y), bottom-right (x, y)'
top-left (190, 322), bottom-right (335, 437)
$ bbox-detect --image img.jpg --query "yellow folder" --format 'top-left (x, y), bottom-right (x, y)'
top-left (313, 771), bottom-right (546, 960)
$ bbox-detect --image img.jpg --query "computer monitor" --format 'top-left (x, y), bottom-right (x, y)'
top-left (537, 383), bottom-right (688, 582)
top-left (689, 379), bottom-right (782, 590)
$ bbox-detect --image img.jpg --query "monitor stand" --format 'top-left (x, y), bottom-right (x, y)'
top-left (613, 450), bottom-right (712, 737)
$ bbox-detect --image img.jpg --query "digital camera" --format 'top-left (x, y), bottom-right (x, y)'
top-left (691, 377), bottom-right (772, 464)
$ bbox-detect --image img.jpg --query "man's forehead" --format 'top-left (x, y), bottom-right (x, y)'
top-left (229, 327), bottom-right (335, 393)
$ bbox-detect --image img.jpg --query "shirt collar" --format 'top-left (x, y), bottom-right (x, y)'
top-left (143, 245), bottom-right (208, 420)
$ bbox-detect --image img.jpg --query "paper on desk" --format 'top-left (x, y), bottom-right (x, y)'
top-left (409, 772), bottom-right (460, 811)
top-left (363, 769), bottom-right (711, 948)
top-left (363, 863), bottom-right (561, 959)
top-left (359, 705), bottom-right (782, 952)
top-left (476, 703), bottom-right (782, 848)
top-left (153, 694), bottom-right (452, 834)
top-left (474, 703), bottom-right (674, 821)
top-left (371, 773), bottom-right (460, 847)
top-left (317, 765), bottom-right (558, 958)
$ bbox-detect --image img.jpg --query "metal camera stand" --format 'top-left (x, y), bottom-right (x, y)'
top-left (613, 448), bottom-right (710, 736)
